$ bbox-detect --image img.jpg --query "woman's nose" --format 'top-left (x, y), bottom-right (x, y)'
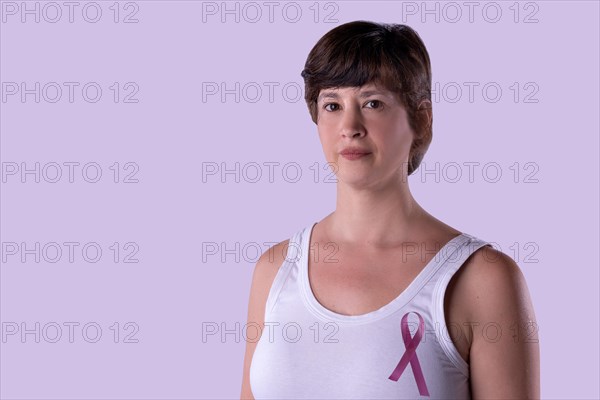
top-left (340, 107), bottom-right (366, 138)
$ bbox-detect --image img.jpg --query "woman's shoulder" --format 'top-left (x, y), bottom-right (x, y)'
top-left (444, 241), bottom-right (537, 365)
top-left (459, 244), bottom-right (523, 288)
top-left (253, 239), bottom-right (291, 284)
top-left (252, 224), bottom-right (309, 283)
top-left (449, 243), bottom-right (540, 397)
top-left (448, 242), bottom-right (534, 326)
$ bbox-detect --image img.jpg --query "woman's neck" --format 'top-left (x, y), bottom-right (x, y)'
top-left (327, 181), bottom-right (425, 248)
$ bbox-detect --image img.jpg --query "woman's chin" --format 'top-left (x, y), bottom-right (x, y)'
top-left (335, 173), bottom-right (376, 188)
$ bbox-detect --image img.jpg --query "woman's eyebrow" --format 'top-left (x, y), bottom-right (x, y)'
top-left (358, 90), bottom-right (390, 98)
top-left (317, 91), bottom-right (339, 102)
top-left (318, 89), bottom-right (391, 102)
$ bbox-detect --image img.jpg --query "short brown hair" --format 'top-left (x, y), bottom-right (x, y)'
top-left (300, 20), bottom-right (433, 176)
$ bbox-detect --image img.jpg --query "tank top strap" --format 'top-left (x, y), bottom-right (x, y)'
top-left (263, 227), bottom-right (304, 320)
top-left (430, 233), bottom-right (493, 376)
top-left (433, 233), bottom-right (492, 282)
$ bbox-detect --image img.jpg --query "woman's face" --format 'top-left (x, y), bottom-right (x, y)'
top-left (316, 82), bottom-right (414, 188)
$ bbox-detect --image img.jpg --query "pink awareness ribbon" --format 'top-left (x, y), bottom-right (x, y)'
top-left (388, 311), bottom-right (430, 397)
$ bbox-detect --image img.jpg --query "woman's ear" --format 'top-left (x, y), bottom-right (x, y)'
top-left (417, 99), bottom-right (432, 130)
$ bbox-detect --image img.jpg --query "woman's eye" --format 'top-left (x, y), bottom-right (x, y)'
top-left (365, 100), bottom-right (382, 109)
top-left (323, 103), bottom-right (339, 112)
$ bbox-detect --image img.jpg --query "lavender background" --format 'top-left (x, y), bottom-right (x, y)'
top-left (1, 1), bottom-right (599, 399)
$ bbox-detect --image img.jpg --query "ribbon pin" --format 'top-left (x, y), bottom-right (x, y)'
top-left (388, 311), bottom-right (430, 397)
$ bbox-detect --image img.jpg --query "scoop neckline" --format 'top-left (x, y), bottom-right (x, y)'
top-left (299, 222), bottom-right (470, 324)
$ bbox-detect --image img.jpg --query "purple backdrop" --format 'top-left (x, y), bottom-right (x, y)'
top-left (1, 1), bottom-right (599, 399)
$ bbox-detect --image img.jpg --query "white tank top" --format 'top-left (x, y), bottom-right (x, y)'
top-left (250, 223), bottom-right (491, 399)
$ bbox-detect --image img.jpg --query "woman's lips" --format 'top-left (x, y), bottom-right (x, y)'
top-left (340, 152), bottom-right (371, 160)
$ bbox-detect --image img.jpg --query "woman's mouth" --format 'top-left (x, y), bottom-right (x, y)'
top-left (340, 152), bottom-right (371, 160)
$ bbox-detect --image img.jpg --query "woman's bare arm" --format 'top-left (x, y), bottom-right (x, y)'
top-left (240, 240), bottom-right (289, 400)
top-left (465, 247), bottom-right (541, 399)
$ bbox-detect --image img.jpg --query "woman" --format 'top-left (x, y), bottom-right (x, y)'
top-left (240, 20), bottom-right (540, 399)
